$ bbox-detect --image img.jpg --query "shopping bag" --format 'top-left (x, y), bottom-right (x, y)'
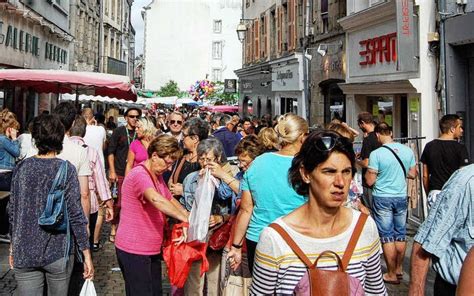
top-left (222, 275), bottom-right (251, 296)
top-left (187, 169), bottom-right (218, 242)
top-left (79, 279), bottom-right (97, 296)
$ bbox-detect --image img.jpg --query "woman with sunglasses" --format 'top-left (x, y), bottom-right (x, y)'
top-left (115, 134), bottom-right (189, 296)
top-left (181, 138), bottom-right (238, 296)
top-left (227, 113), bottom-right (308, 274)
top-left (124, 117), bottom-right (158, 176)
top-left (250, 131), bottom-right (386, 295)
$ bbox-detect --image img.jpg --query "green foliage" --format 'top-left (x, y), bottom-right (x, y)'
top-left (158, 80), bottom-right (181, 97)
top-left (209, 81), bottom-right (239, 105)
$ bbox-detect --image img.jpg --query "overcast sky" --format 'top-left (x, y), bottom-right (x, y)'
top-left (131, 0), bottom-right (150, 57)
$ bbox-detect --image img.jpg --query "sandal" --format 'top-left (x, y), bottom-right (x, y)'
top-left (93, 243), bottom-right (103, 252)
top-left (109, 234), bottom-right (115, 243)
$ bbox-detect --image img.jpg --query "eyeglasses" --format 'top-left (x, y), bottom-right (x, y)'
top-left (198, 157), bottom-right (216, 163)
top-left (170, 120), bottom-right (183, 125)
top-left (127, 115), bottom-right (139, 119)
top-left (314, 136), bottom-right (340, 152)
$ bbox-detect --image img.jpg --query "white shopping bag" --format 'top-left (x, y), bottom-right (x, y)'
top-left (79, 279), bottom-right (97, 296)
top-left (187, 169), bottom-right (218, 242)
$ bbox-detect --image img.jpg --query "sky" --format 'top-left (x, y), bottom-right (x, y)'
top-left (131, 0), bottom-right (150, 57)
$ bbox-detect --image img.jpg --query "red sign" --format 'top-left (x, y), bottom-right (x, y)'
top-left (359, 32), bottom-right (397, 66)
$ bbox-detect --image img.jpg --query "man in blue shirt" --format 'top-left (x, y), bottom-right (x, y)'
top-left (366, 122), bottom-right (417, 284)
top-left (409, 164), bottom-right (474, 296)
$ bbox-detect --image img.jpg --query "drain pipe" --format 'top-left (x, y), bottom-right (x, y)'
top-left (438, 0), bottom-right (447, 115)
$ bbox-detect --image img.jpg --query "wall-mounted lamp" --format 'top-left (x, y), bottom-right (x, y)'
top-left (260, 80), bottom-right (273, 87)
top-left (236, 19), bottom-right (253, 42)
top-left (312, 40), bottom-right (343, 57)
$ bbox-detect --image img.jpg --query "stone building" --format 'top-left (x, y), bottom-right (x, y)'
top-left (69, 0), bottom-right (101, 72)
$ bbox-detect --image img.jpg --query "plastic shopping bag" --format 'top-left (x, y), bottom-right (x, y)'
top-left (79, 279), bottom-right (97, 296)
top-left (187, 169), bottom-right (218, 242)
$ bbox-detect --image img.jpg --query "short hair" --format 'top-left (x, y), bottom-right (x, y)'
top-left (211, 112), bottom-right (224, 124)
top-left (138, 117), bottom-right (158, 138)
top-left (147, 134), bottom-right (182, 160)
top-left (32, 114), bottom-right (65, 155)
top-left (197, 137), bottom-right (227, 164)
top-left (289, 130), bottom-right (356, 196)
top-left (124, 107), bottom-right (142, 117)
top-left (183, 117), bottom-right (209, 141)
top-left (274, 113), bottom-right (309, 147)
top-left (219, 114), bottom-right (232, 126)
top-left (374, 122), bottom-right (392, 136)
top-left (0, 108), bottom-right (20, 134)
top-left (169, 111), bottom-right (184, 121)
top-left (242, 117), bottom-right (251, 124)
top-left (53, 101), bottom-right (77, 132)
top-left (70, 115), bottom-right (87, 138)
top-left (439, 114), bottom-right (461, 134)
top-left (235, 135), bottom-right (265, 160)
top-left (326, 122), bottom-right (355, 142)
top-left (357, 112), bottom-right (375, 125)
top-left (258, 127), bottom-right (279, 151)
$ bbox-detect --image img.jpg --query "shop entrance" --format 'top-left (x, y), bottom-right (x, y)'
top-left (366, 95), bottom-right (408, 138)
top-left (321, 79), bottom-right (346, 123)
top-left (280, 97), bottom-right (297, 114)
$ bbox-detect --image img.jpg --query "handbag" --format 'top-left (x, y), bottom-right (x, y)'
top-left (222, 275), bottom-right (251, 296)
top-left (38, 160), bottom-right (69, 232)
top-left (209, 215), bottom-right (235, 251)
top-left (269, 213), bottom-right (368, 296)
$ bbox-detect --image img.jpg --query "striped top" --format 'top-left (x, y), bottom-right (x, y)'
top-left (250, 210), bottom-right (387, 295)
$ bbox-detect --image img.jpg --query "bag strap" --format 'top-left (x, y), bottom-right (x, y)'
top-left (139, 163), bottom-right (159, 190)
top-left (269, 223), bottom-right (315, 268)
top-left (381, 145), bottom-right (406, 179)
top-left (341, 213), bottom-right (368, 270)
top-left (171, 157), bottom-right (186, 184)
top-left (49, 160), bottom-right (68, 194)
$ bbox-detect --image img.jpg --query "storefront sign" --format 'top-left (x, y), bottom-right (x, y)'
top-left (396, 0), bottom-right (416, 72)
top-left (224, 79), bottom-right (237, 93)
top-left (359, 32), bottom-right (397, 66)
top-left (271, 63), bottom-right (302, 92)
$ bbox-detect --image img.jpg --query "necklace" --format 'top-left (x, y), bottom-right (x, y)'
top-left (125, 128), bottom-right (136, 146)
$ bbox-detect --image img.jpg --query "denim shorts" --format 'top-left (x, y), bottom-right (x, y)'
top-left (372, 195), bottom-right (408, 243)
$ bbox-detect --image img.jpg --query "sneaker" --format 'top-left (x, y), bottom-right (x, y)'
top-left (0, 234), bottom-right (11, 243)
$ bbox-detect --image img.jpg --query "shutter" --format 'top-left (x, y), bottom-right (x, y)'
top-left (276, 7), bottom-right (281, 55)
top-left (288, 0), bottom-right (295, 51)
top-left (254, 19), bottom-right (260, 60)
top-left (264, 15), bottom-right (268, 58)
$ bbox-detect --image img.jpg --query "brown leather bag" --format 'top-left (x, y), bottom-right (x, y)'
top-left (269, 213), bottom-right (368, 296)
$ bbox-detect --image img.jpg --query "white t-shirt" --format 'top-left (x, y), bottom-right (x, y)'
top-left (58, 135), bottom-right (91, 177)
top-left (17, 133), bottom-right (38, 159)
top-left (84, 125), bottom-right (106, 166)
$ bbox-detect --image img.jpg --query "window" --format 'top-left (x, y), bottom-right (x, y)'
top-left (321, 0), bottom-right (329, 33)
top-left (212, 41), bottom-right (222, 59)
top-left (213, 20), bottom-right (222, 33)
top-left (212, 68), bottom-right (222, 82)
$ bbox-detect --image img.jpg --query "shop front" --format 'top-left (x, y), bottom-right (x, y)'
top-left (270, 53), bottom-right (307, 120)
top-left (0, 6), bottom-right (71, 126)
top-left (235, 63), bottom-right (273, 118)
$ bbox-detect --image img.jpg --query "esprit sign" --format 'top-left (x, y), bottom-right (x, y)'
top-left (359, 32), bottom-right (397, 66)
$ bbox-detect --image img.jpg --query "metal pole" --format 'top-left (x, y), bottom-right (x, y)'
top-left (98, 0), bottom-right (104, 72)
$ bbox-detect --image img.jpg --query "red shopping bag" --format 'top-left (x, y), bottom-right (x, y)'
top-left (162, 223), bottom-right (209, 288)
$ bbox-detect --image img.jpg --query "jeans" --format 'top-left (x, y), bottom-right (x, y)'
top-left (0, 172), bottom-right (12, 234)
top-left (14, 255), bottom-right (74, 296)
top-left (116, 247), bottom-right (162, 296)
top-left (372, 195), bottom-right (408, 243)
top-left (246, 238), bottom-right (258, 275)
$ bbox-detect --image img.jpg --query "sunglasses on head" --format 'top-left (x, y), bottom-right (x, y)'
top-left (314, 135), bottom-right (341, 152)
top-left (170, 120), bottom-right (183, 125)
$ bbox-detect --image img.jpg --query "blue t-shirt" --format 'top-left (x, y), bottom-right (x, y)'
top-left (368, 142), bottom-right (416, 197)
top-left (241, 152), bottom-right (306, 242)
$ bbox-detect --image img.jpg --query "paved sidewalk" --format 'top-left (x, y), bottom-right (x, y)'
top-left (0, 223), bottom-right (435, 295)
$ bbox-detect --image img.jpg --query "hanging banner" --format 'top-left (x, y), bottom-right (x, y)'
top-left (396, 0), bottom-right (416, 72)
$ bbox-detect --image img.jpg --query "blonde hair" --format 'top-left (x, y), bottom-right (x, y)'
top-left (258, 127), bottom-right (280, 151)
top-left (274, 113), bottom-right (308, 147)
top-left (326, 122), bottom-right (355, 142)
top-left (139, 116), bottom-right (158, 139)
top-left (0, 109), bottom-right (19, 135)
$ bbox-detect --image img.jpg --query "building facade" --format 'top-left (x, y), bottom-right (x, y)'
top-left (142, 0), bottom-right (242, 91)
top-left (0, 0), bottom-right (73, 125)
top-left (69, 0), bottom-right (101, 72)
top-left (102, 0), bottom-right (134, 77)
top-left (235, 0), bottom-right (310, 120)
top-left (441, 0), bottom-right (474, 158)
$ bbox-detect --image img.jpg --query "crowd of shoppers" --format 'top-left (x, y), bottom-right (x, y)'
top-left (0, 104), bottom-right (471, 296)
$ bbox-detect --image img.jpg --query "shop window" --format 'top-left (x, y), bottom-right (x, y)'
top-left (280, 97), bottom-right (297, 114)
top-left (367, 96), bottom-right (393, 127)
top-left (243, 96), bottom-right (254, 116)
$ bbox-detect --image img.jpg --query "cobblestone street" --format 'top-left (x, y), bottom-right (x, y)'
top-left (1, 223), bottom-right (435, 295)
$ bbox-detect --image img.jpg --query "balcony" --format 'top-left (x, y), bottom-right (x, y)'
top-left (106, 56), bottom-right (126, 76)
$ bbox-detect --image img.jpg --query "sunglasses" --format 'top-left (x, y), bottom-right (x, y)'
top-left (170, 120), bottom-right (183, 125)
top-left (127, 115), bottom-right (140, 119)
top-left (314, 136), bottom-right (340, 152)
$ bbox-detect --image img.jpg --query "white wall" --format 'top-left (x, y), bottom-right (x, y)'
top-left (144, 0), bottom-right (242, 91)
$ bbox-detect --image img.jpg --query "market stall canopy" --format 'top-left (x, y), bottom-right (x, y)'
top-left (0, 69), bottom-right (137, 101)
top-left (137, 96), bottom-right (178, 105)
top-left (59, 93), bottom-right (144, 108)
top-left (206, 105), bottom-right (239, 113)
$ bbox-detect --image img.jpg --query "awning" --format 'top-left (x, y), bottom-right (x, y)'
top-left (0, 69), bottom-right (137, 101)
top-left (59, 93), bottom-right (144, 108)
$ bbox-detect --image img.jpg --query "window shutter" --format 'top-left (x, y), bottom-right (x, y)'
top-left (276, 7), bottom-right (281, 55)
top-left (254, 19), bottom-right (260, 60)
top-left (264, 15), bottom-right (267, 58)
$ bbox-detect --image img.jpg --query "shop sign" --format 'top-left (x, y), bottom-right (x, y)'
top-left (359, 32), bottom-right (397, 66)
top-left (0, 21), bottom-right (67, 64)
top-left (272, 63), bottom-right (302, 91)
top-left (224, 79), bottom-right (237, 93)
top-left (396, 0), bottom-right (416, 72)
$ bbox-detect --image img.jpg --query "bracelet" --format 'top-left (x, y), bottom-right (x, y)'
top-left (232, 243), bottom-right (243, 249)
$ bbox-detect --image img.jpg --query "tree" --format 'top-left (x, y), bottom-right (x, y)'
top-left (158, 80), bottom-right (181, 97)
top-left (209, 81), bottom-right (239, 105)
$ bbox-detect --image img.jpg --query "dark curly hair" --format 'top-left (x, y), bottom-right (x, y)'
top-left (289, 130), bottom-right (356, 196)
top-left (183, 117), bottom-right (209, 141)
top-left (32, 114), bottom-right (65, 155)
top-left (53, 101), bottom-right (78, 131)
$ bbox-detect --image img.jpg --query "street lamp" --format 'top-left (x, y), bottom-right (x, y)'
top-left (236, 20), bottom-right (247, 42)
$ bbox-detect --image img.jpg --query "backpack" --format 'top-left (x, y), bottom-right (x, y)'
top-left (269, 213), bottom-right (368, 296)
